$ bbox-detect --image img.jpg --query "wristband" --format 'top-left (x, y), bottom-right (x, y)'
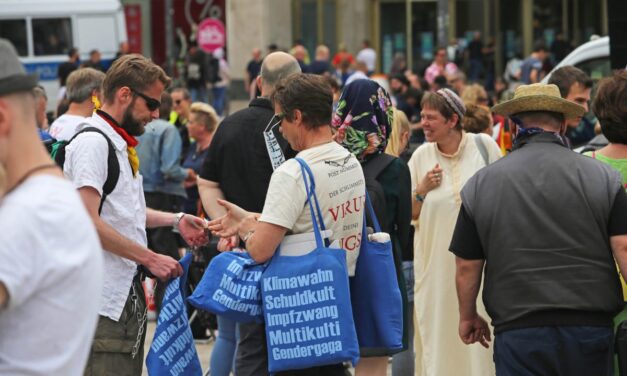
top-left (173, 212), bottom-right (185, 231)
top-left (412, 188), bottom-right (425, 202)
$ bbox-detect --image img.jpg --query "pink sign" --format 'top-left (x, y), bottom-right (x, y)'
top-left (197, 18), bottom-right (226, 53)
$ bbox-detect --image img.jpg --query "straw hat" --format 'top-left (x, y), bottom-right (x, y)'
top-left (492, 83), bottom-right (585, 119)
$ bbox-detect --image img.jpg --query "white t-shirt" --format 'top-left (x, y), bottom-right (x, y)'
top-left (64, 113), bottom-right (147, 321)
top-left (49, 113), bottom-right (88, 141)
top-left (259, 142), bottom-right (365, 275)
top-left (356, 47), bottom-right (377, 72)
top-left (0, 175), bottom-right (103, 376)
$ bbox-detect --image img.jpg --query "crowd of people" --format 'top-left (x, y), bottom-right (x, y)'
top-left (2, 27), bottom-right (627, 376)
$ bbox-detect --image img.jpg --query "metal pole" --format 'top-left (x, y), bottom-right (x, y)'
top-left (406, 0), bottom-right (412, 70)
top-left (437, 0), bottom-right (449, 48)
top-left (165, 0), bottom-right (174, 75)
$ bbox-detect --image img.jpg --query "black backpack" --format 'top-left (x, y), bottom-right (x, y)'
top-left (362, 153), bottom-right (396, 230)
top-left (49, 126), bottom-right (120, 214)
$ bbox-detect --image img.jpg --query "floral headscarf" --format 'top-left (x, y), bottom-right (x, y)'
top-left (332, 79), bottom-right (393, 162)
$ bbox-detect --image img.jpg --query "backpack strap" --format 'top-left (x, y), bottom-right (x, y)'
top-left (474, 133), bottom-right (489, 166)
top-left (67, 126), bottom-right (120, 214)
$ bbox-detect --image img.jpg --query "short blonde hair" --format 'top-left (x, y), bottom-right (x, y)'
top-left (385, 107), bottom-right (410, 157)
top-left (461, 84), bottom-right (488, 106)
top-left (190, 102), bottom-right (219, 133)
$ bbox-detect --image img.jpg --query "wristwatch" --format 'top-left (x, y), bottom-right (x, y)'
top-left (412, 188), bottom-right (425, 202)
top-left (173, 212), bottom-right (186, 231)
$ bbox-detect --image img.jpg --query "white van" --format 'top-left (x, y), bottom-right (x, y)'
top-left (0, 0), bottom-right (127, 110)
top-left (543, 36), bottom-right (612, 83)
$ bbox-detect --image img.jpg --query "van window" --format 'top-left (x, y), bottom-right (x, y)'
top-left (0, 19), bottom-right (28, 56)
top-left (32, 18), bottom-right (72, 56)
top-left (576, 58), bottom-right (611, 81)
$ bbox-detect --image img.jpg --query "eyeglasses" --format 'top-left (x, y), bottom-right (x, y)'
top-left (174, 99), bottom-right (182, 105)
top-left (130, 88), bottom-right (160, 111)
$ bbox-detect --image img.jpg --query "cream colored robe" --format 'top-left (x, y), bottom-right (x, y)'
top-left (408, 132), bottom-right (501, 376)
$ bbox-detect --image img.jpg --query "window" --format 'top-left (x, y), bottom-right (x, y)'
top-left (32, 18), bottom-right (72, 56)
top-left (0, 19), bottom-right (28, 56)
top-left (293, 0), bottom-right (338, 58)
top-left (576, 58), bottom-right (611, 81)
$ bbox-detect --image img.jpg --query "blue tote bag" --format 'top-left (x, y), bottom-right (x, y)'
top-left (261, 158), bottom-right (360, 373)
top-left (350, 192), bottom-right (403, 351)
top-left (187, 251), bottom-right (265, 323)
top-left (146, 253), bottom-right (203, 376)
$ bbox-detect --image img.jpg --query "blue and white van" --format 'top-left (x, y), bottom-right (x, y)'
top-left (0, 0), bottom-right (127, 110)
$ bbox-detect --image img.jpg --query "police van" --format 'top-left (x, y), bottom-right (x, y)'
top-left (0, 0), bottom-right (127, 110)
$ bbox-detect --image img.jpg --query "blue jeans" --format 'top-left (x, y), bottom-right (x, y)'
top-left (212, 86), bottom-right (227, 116)
top-left (189, 86), bottom-right (207, 103)
top-left (210, 315), bottom-right (239, 376)
top-left (494, 326), bottom-right (613, 376)
top-left (469, 59), bottom-right (483, 81)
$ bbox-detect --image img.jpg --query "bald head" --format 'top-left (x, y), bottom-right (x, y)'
top-left (258, 52), bottom-right (301, 96)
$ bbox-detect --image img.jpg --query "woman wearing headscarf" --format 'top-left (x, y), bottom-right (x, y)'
top-left (332, 79), bottom-right (412, 376)
top-left (408, 89), bottom-right (501, 375)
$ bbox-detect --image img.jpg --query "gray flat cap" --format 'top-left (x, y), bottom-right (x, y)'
top-left (0, 38), bottom-right (38, 96)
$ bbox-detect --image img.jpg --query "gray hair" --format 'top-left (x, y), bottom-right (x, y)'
top-left (66, 68), bottom-right (105, 103)
top-left (514, 111), bottom-right (565, 131)
top-left (260, 52), bottom-right (302, 92)
top-left (32, 85), bottom-right (47, 101)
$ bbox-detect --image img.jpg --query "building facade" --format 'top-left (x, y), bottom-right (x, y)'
top-left (121, 0), bottom-right (608, 94)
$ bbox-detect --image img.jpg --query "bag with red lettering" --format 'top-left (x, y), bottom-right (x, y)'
top-left (187, 251), bottom-right (266, 323)
top-left (261, 158), bottom-right (360, 372)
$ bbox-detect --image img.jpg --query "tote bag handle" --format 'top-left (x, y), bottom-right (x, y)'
top-left (294, 157), bottom-right (327, 249)
top-left (363, 191), bottom-right (383, 233)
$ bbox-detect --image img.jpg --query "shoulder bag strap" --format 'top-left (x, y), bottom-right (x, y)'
top-left (363, 191), bottom-right (382, 233)
top-left (474, 133), bottom-right (489, 166)
top-left (294, 158), bottom-right (325, 249)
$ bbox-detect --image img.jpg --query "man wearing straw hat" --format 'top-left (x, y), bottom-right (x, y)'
top-left (449, 83), bottom-right (627, 375)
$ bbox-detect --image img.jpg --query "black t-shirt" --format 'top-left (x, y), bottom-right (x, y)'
top-left (309, 60), bottom-right (332, 75)
top-left (199, 97), bottom-right (296, 212)
top-left (57, 62), bottom-right (77, 86)
top-left (450, 187), bottom-right (627, 260)
top-left (246, 60), bottom-right (262, 84)
top-left (468, 40), bottom-right (484, 60)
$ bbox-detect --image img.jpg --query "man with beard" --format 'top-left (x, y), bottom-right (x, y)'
top-left (62, 54), bottom-right (209, 375)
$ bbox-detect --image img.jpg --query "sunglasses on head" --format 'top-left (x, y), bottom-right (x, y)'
top-left (130, 88), bottom-right (160, 111)
top-left (264, 112), bottom-right (285, 132)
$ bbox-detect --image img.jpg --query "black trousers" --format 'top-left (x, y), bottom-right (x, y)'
top-left (144, 191), bottom-right (182, 311)
top-left (494, 326), bottom-right (614, 376)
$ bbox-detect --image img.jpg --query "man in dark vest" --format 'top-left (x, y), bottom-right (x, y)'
top-left (449, 83), bottom-right (627, 375)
